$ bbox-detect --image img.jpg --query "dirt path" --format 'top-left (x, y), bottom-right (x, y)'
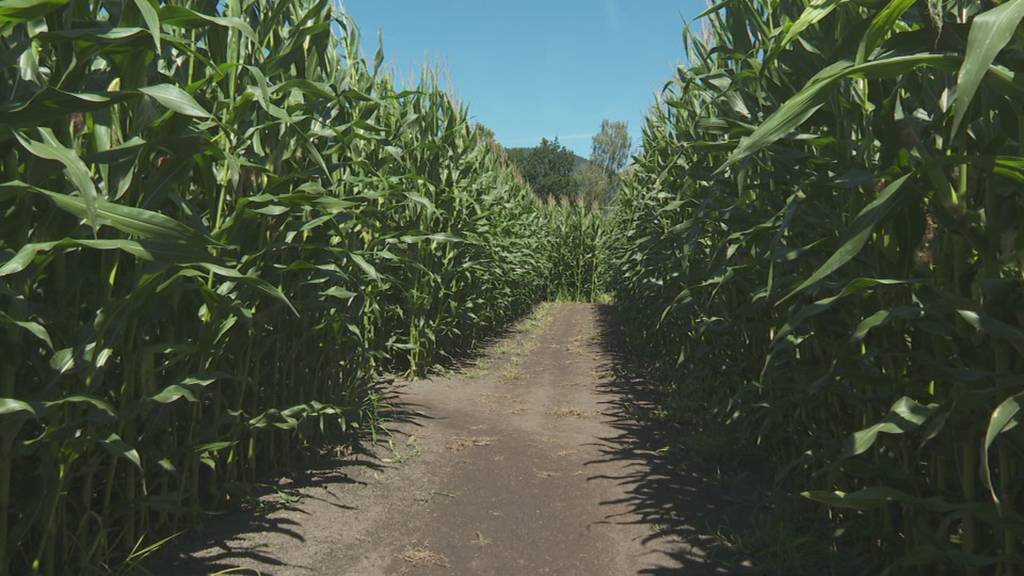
top-left (158, 303), bottom-right (750, 575)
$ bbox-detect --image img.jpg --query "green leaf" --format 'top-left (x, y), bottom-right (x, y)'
top-left (151, 376), bottom-right (220, 404)
top-left (248, 409), bottom-right (297, 430)
top-left (404, 192), bottom-right (437, 214)
top-left (773, 278), bottom-right (910, 344)
top-left (982, 393), bottom-right (1023, 514)
top-left (780, 174), bottom-right (911, 303)
top-left (842, 396), bottom-right (939, 458)
top-left (850, 306), bottom-right (923, 342)
top-left (194, 262), bottom-right (298, 317)
top-left (100, 433), bottom-right (143, 470)
top-left (322, 287), bottom-right (357, 300)
top-left (314, 197), bottom-right (356, 212)
top-left (0, 312), bottom-right (53, 349)
top-left (0, 0), bottom-right (68, 23)
top-left (856, 0), bottom-right (916, 64)
top-left (15, 129), bottom-right (100, 232)
top-left (781, 0), bottom-right (841, 49)
top-left (150, 385), bottom-right (197, 404)
top-left (951, 0), bottom-right (1024, 135)
top-left (0, 238), bottom-right (157, 276)
top-left (252, 205), bottom-right (290, 216)
top-left (194, 441), bottom-right (236, 453)
top-left (0, 89), bottom-right (130, 127)
top-left (47, 395), bottom-right (116, 415)
top-left (272, 79), bottom-right (335, 100)
top-left (0, 398), bottom-right (38, 437)
top-left (350, 253), bottom-right (380, 281)
top-left (1, 181), bottom-right (206, 243)
top-left (158, 5), bottom-right (256, 42)
top-left (0, 398), bottom-right (37, 418)
top-left (131, 0), bottom-right (161, 53)
top-left (40, 27), bottom-right (149, 43)
top-left (727, 55), bottom-right (956, 165)
top-left (138, 84), bottom-right (211, 118)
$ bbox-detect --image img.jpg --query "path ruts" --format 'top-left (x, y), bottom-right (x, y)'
top-left (158, 303), bottom-right (749, 575)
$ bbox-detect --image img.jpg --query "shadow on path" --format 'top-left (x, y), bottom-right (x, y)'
top-left (586, 304), bottom-right (759, 576)
top-left (144, 306), bottom-right (548, 576)
top-left (147, 303), bottom-right (769, 576)
top-left (147, 380), bottom-right (430, 576)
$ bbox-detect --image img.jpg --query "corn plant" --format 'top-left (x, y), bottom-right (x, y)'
top-left (543, 197), bottom-right (604, 302)
top-left (0, 1), bottom-right (553, 574)
top-left (606, 0), bottom-right (1024, 573)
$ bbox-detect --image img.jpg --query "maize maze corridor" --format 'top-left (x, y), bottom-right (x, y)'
top-left (150, 302), bottom-right (746, 576)
top-left (5, 0), bottom-right (1024, 573)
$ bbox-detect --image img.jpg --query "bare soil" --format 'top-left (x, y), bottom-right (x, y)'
top-left (154, 303), bottom-right (755, 575)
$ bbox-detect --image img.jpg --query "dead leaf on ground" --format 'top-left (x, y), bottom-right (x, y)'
top-left (400, 544), bottom-right (450, 568)
top-left (446, 436), bottom-right (495, 452)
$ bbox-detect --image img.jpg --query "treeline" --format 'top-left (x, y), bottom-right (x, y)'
top-left (506, 120), bottom-right (631, 207)
top-left (0, 2), bottom-right (552, 574)
top-left (606, 0), bottom-right (1024, 574)
top-left (500, 122), bottom-right (630, 301)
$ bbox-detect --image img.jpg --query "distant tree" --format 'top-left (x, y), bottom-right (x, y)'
top-left (590, 120), bottom-right (631, 176)
top-left (573, 162), bottom-right (612, 206)
top-left (506, 138), bottom-right (579, 201)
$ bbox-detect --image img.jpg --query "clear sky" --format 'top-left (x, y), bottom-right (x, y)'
top-left (343, 1), bottom-right (704, 157)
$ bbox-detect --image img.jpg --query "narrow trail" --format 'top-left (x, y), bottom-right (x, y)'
top-left (160, 304), bottom-right (751, 575)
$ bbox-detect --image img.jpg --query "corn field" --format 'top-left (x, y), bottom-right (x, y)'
top-left (543, 197), bottom-right (604, 303)
top-left (0, 0), bottom-right (560, 573)
top-left (606, 0), bottom-right (1024, 573)
top-left (13, 0), bottom-right (1021, 572)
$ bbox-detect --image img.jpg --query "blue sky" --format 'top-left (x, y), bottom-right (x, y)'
top-left (343, 1), bottom-right (704, 157)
